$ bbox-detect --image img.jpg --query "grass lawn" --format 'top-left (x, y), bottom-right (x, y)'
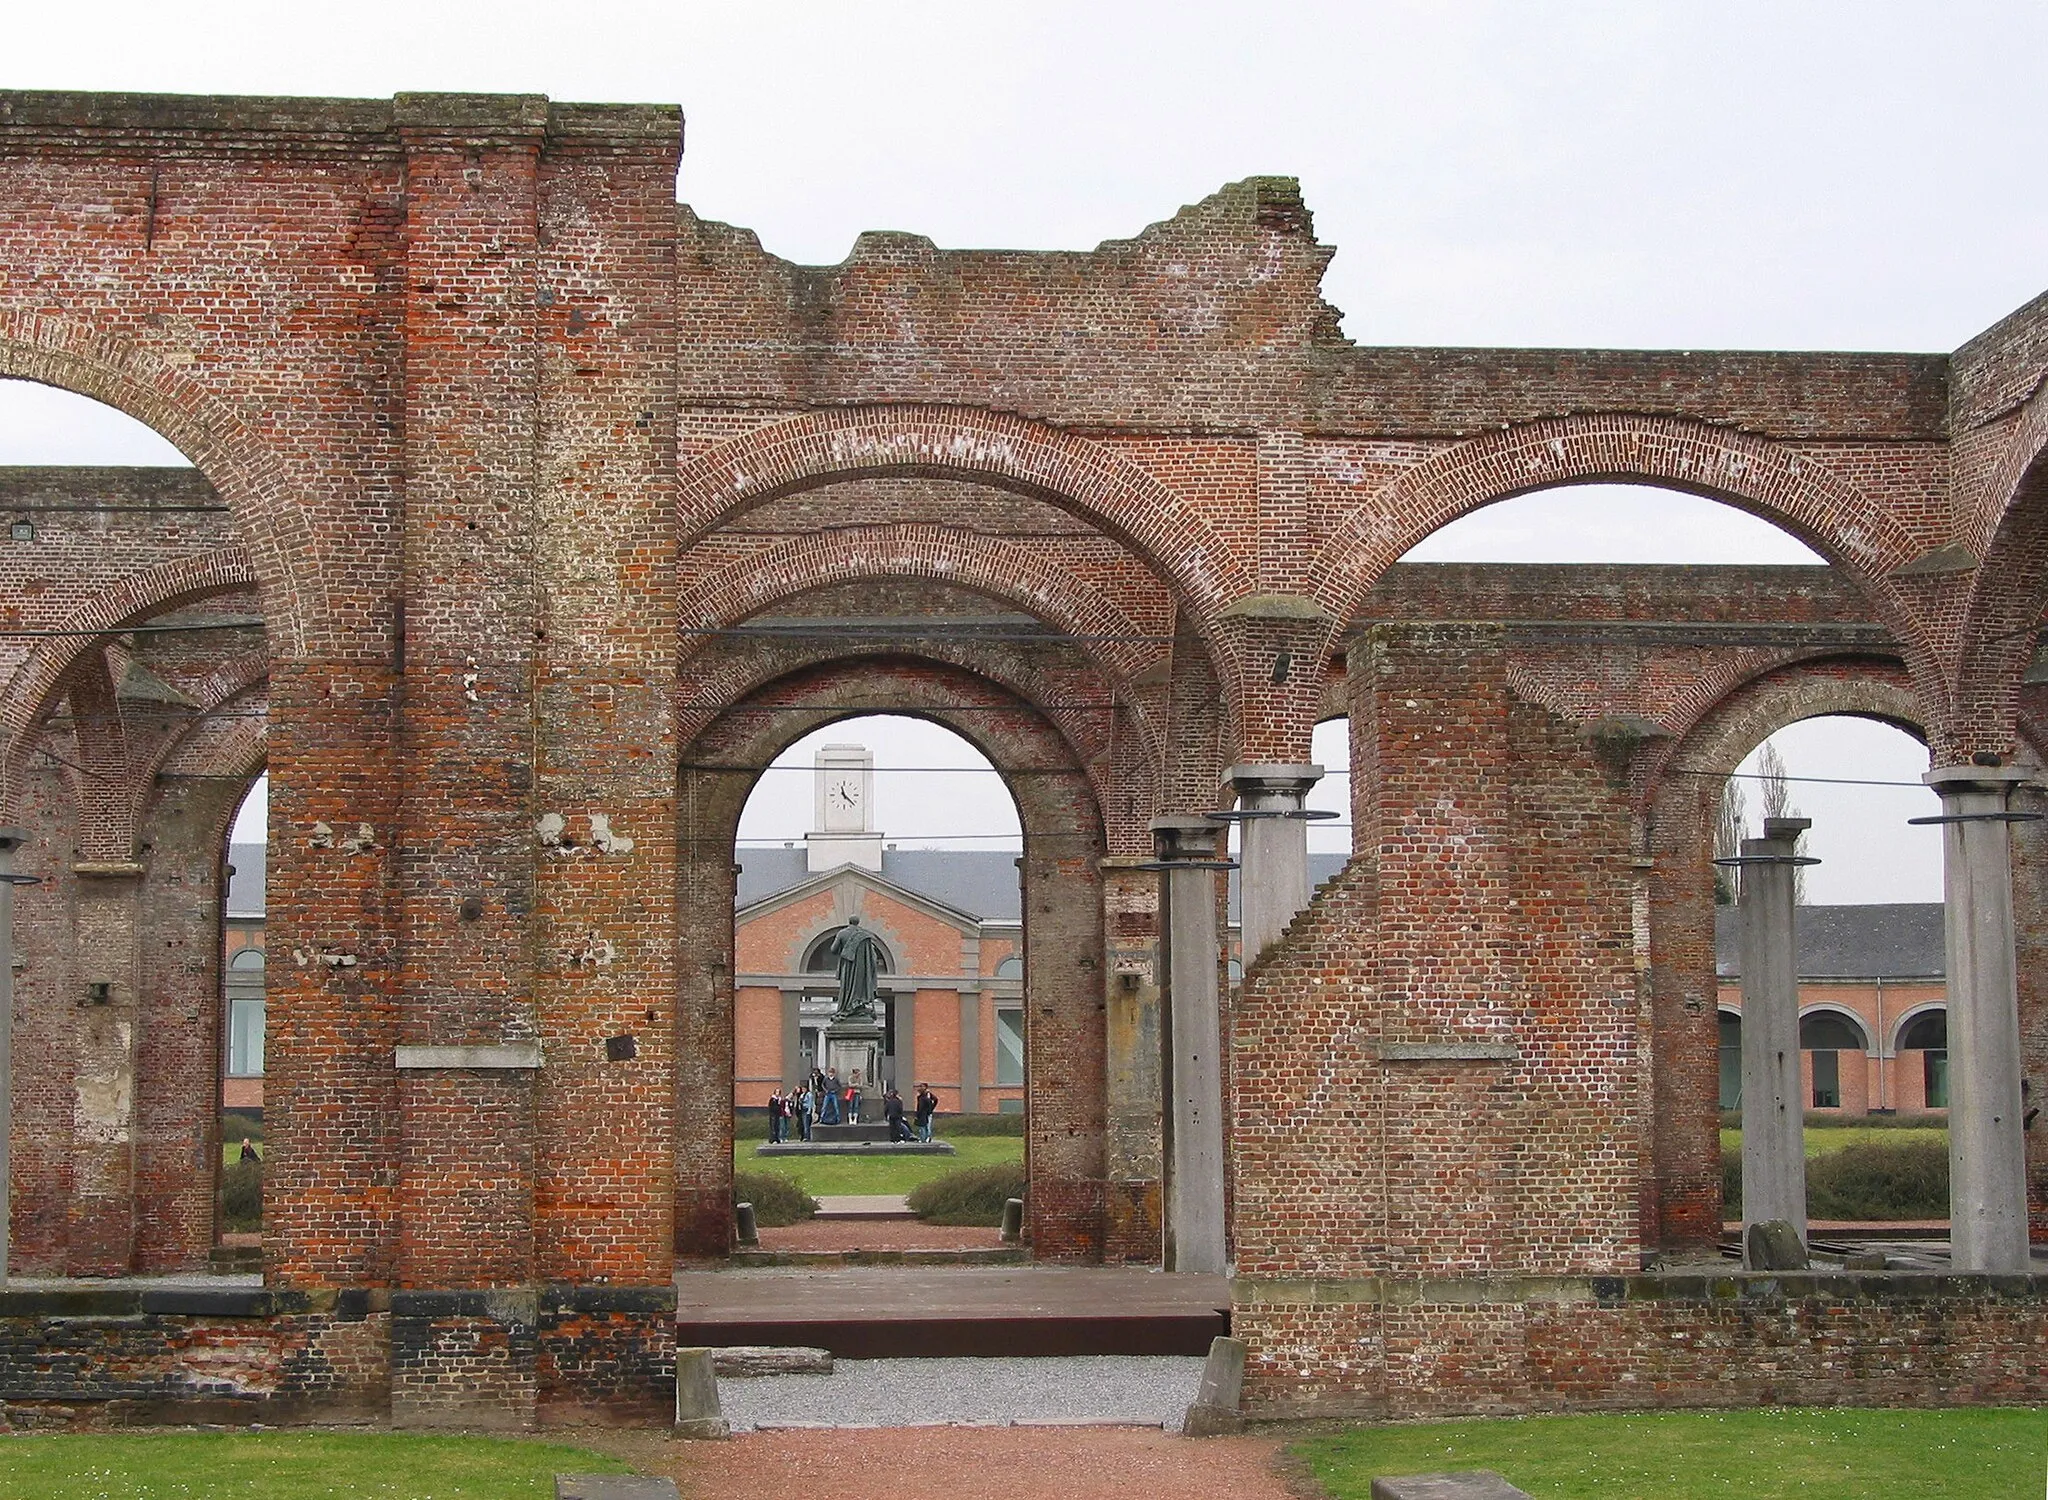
top-left (0, 1431), bottom-right (635, 1499)
top-left (735, 1132), bottom-right (1022, 1197)
top-left (1721, 1126), bottom-right (1945, 1157)
top-left (1296, 1407), bottom-right (2048, 1500)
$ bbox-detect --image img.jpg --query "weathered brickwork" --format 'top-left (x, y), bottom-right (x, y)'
top-left (3, 87), bottom-right (2048, 1424)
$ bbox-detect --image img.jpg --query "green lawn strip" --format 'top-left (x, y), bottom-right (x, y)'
top-left (735, 1133), bottom-right (1022, 1198)
top-left (1296, 1407), bottom-right (2048, 1500)
top-left (0, 1431), bottom-right (636, 1500)
top-left (1721, 1127), bottom-right (1946, 1158)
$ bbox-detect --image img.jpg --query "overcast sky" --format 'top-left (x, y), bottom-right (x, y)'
top-left (11, 0), bottom-right (2035, 901)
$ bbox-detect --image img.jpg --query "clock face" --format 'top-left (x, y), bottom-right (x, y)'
top-left (830, 777), bottom-right (860, 810)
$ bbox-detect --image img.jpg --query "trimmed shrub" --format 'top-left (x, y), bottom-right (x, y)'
top-left (907, 1161), bottom-right (1027, 1226)
top-left (220, 1159), bottom-right (263, 1232)
top-left (222, 1110), bottom-right (265, 1143)
top-left (734, 1171), bottom-right (816, 1228)
top-left (1722, 1141), bottom-right (1950, 1223)
top-left (1808, 1140), bottom-right (1949, 1221)
top-left (928, 1112), bottom-right (1025, 1137)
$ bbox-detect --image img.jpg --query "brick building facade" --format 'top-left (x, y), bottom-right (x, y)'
top-left (3, 88), bottom-right (2048, 1425)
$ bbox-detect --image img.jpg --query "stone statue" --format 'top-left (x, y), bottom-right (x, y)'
top-left (827, 917), bottom-right (884, 1024)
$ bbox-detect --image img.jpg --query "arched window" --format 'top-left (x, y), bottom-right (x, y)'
top-left (229, 947), bottom-right (265, 972)
top-left (226, 948), bottom-right (265, 1078)
top-left (994, 955), bottom-right (1022, 979)
top-left (1899, 1009), bottom-right (1948, 1109)
top-left (803, 927), bottom-right (894, 975)
top-left (1800, 1010), bottom-right (1866, 1109)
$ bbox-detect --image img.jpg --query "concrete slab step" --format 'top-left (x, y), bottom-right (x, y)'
top-left (813, 1194), bottom-right (913, 1221)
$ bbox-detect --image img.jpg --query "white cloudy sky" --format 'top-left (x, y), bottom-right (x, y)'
top-left (8, 0), bottom-right (2041, 901)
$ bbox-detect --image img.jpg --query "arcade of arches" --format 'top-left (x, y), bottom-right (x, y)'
top-left (2, 89), bottom-right (2048, 1427)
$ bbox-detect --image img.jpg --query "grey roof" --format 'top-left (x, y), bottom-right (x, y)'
top-left (1715, 903), bottom-right (1946, 981)
top-left (225, 842), bottom-right (265, 920)
top-left (737, 847), bottom-right (1025, 921)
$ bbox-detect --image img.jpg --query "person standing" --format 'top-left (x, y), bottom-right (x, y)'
top-left (796, 1085), bottom-right (814, 1141)
top-left (822, 1068), bottom-right (842, 1125)
top-left (846, 1076), bottom-right (863, 1125)
top-left (914, 1083), bottom-right (938, 1143)
top-left (767, 1087), bottom-right (785, 1144)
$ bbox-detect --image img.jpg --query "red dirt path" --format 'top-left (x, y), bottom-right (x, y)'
top-left (600, 1427), bottom-right (1304, 1500)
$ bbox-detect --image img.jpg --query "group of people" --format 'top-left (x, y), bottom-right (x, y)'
top-left (766, 1070), bottom-right (941, 1144)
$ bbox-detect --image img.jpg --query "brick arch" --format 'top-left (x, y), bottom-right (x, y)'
top-left (678, 639), bottom-right (1132, 846)
top-left (0, 313), bottom-right (314, 654)
top-left (0, 548), bottom-right (259, 822)
top-left (1640, 654), bottom-right (1929, 1252)
top-left (1314, 416), bottom-right (1925, 631)
top-left (677, 653), bottom-right (1110, 1261)
top-left (677, 523), bottom-right (1168, 686)
top-left (674, 406), bottom-right (1250, 637)
top-left (1954, 381), bottom-right (2048, 750)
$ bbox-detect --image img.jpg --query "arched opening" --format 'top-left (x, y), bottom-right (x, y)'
top-left (0, 378), bottom-right (275, 1277)
top-left (730, 711), bottom-right (1029, 1228)
top-left (1400, 483), bottom-right (1827, 566)
top-left (219, 774), bottom-right (268, 1261)
top-left (1800, 1009), bottom-right (1871, 1111)
top-left (1898, 1008), bottom-right (1950, 1111)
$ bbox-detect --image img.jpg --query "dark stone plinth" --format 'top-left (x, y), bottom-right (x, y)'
top-left (1371, 1474), bottom-right (1532, 1500)
top-left (555, 1479), bottom-right (681, 1500)
top-left (811, 1123), bottom-right (891, 1143)
top-left (756, 1140), bottom-right (955, 1157)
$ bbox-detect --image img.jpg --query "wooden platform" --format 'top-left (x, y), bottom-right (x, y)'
top-left (673, 1265), bottom-right (1229, 1359)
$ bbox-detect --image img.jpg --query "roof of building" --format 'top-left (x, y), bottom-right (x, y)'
top-left (226, 842), bottom-right (264, 920)
top-left (1715, 902), bottom-right (1946, 981)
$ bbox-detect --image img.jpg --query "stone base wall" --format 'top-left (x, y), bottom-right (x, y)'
top-left (1236, 1271), bottom-right (2048, 1420)
top-left (0, 1284), bottom-right (675, 1429)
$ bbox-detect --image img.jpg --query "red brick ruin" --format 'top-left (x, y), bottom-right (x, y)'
top-left (2, 90), bottom-right (2046, 1425)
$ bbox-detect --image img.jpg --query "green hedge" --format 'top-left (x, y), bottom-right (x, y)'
top-left (1721, 1109), bottom-right (1945, 1132)
top-left (906, 1161), bottom-right (1026, 1226)
top-left (1723, 1140), bottom-right (1949, 1222)
top-left (220, 1159), bottom-right (263, 1232)
top-left (733, 1170), bottom-right (817, 1228)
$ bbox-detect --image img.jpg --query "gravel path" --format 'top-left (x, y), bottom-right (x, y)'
top-left (719, 1354), bottom-right (1206, 1430)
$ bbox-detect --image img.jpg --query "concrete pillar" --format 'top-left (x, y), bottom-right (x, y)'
top-left (1926, 765), bottom-right (2034, 1272)
top-left (1225, 764), bottom-right (1323, 966)
top-left (779, 988), bottom-right (802, 1088)
top-left (1734, 817), bottom-right (1810, 1256)
top-left (1151, 815), bottom-right (1228, 1274)
top-left (891, 989), bottom-right (915, 1094)
top-left (958, 990), bottom-right (981, 1114)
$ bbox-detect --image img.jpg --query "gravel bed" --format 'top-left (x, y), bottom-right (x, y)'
top-left (718, 1354), bottom-right (1206, 1431)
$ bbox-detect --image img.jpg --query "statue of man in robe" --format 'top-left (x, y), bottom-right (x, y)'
top-left (827, 917), bottom-right (883, 1024)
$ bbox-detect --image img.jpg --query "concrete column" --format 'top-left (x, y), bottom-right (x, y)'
top-left (779, 988), bottom-right (803, 1088)
top-left (1926, 765), bottom-right (2034, 1272)
top-left (1151, 815), bottom-right (1228, 1275)
top-left (958, 990), bottom-right (981, 1114)
top-left (891, 989), bottom-right (915, 1094)
top-left (1734, 817), bottom-right (1810, 1256)
top-left (1226, 764), bottom-right (1323, 966)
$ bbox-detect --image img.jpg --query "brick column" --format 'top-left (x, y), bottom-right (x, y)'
top-left (1100, 855), bottom-right (1163, 1262)
top-left (1731, 817), bottom-right (1811, 1256)
top-left (1152, 815), bottom-right (1228, 1274)
top-left (67, 860), bottom-right (144, 1275)
top-left (1926, 765), bottom-right (2034, 1272)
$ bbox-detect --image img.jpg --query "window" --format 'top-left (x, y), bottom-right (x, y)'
top-left (1900, 1010), bottom-right (1948, 1108)
top-left (1810, 1049), bottom-right (1840, 1110)
top-left (995, 1008), bottom-right (1024, 1086)
top-left (1717, 1011), bottom-right (1742, 1110)
top-left (228, 997), bottom-right (265, 1077)
top-left (994, 955), bottom-right (1022, 979)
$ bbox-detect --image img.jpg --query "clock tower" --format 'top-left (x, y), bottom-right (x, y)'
top-left (806, 743), bottom-right (884, 872)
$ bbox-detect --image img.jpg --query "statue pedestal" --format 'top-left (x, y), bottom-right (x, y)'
top-left (825, 1021), bottom-right (884, 1096)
